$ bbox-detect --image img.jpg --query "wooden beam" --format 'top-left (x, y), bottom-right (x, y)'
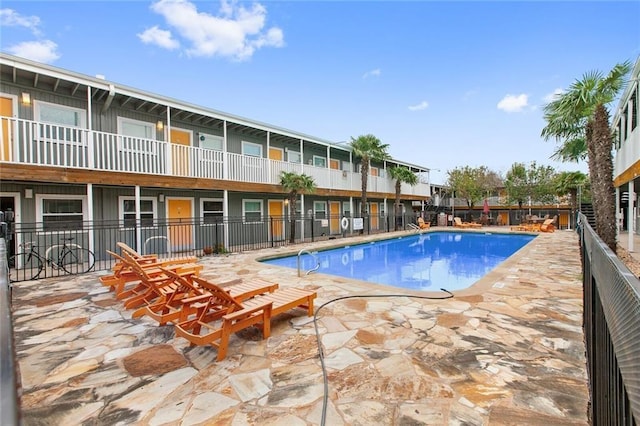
top-left (0, 163), bottom-right (423, 200)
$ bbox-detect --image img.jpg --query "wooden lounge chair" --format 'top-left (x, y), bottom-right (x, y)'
top-left (100, 250), bottom-right (203, 298)
top-left (417, 217), bottom-right (431, 229)
top-left (101, 242), bottom-right (197, 289)
top-left (454, 217), bottom-right (482, 229)
top-left (132, 271), bottom-right (279, 326)
top-left (117, 251), bottom-right (202, 309)
top-left (539, 218), bottom-right (556, 233)
top-left (174, 279), bottom-right (317, 361)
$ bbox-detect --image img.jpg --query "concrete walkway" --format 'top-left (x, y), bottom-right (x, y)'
top-left (12, 227), bottom-right (589, 425)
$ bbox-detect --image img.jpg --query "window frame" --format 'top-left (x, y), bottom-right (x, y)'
top-left (117, 117), bottom-right (155, 140)
top-left (199, 133), bottom-right (224, 151)
top-left (314, 201), bottom-right (327, 219)
top-left (287, 150), bottom-right (301, 163)
top-left (313, 155), bottom-right (327, 168)
top-left (241, 140), bottom-right (263, 158)
top-left (35, 194), bottom-right (88, 232)
top-left (342, 201), bottom-right (352, 217)
top-left (200, 198), bottom-right (224, 225)
top-left (242, 199), bottom-right (263, 223)
top-left (118, 196), bottom-right (158, 229)
top-left (34, 100), bottom-right (87, 128)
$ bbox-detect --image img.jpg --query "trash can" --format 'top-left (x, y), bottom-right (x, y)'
top-left (437, 212), bottom-right (447, 226)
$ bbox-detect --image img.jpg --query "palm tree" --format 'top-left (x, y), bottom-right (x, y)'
top-left (388, 166), bottom-right (418, 230)
top-left (554, 171), bottom-right (589, 229)
top-left (280, 171), bottom-right (316, 243)
top-left (350, 134), bottom-right (391, 223)
top-left (541, 61), bottom-right (632, 251)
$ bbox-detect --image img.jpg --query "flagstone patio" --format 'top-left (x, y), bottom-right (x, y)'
top-left (11, 227), bottom-right (589, 425)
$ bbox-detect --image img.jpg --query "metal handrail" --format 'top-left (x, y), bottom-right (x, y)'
top-left (297, 248), bottom-right (320, 277)
top-left (0, 238), bottom-right (19, 425)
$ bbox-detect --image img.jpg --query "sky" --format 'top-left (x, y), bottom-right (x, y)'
top-left (1, 0), bottom-right (639, 185)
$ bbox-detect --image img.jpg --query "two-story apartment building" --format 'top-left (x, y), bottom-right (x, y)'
top-left (0, 53), bottom-right (433, 261)
top-left (613, 57), bottom-right (640, 247)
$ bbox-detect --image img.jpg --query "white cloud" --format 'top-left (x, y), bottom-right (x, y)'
top-left (543, 88), bottom-right (564, 104)
top-left (363, 68), bottom-right (381, 79)
top-left (6, 40), bottom-right (60, 63)
top-left (497, 93), bottom-right (528, 113)
top-left (143, 0), bottom-right (284, 61)
top-left (408, 101), bottom-right (429, 111)
top-left (0, 9), bottom-right (42, 36)
top-left (138, 25), bottom-right (180, 50)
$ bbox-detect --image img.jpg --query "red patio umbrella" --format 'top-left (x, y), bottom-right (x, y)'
top-left (483, 199), bottom-right (490, 214)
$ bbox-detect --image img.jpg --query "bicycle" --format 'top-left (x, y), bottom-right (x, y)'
top-left (8, 237), bottom-right (95, 282)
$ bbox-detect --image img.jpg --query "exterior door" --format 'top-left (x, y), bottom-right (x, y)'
top-left (329, 201), bottom-right (340, 234)
top-left (1, 96), bottom-right (13, 161)
top-left (269, 147), bottom-right (283, 161)
top-left (167, 198), bottom-right (193, 252)
top-left (370, 202), bottom-right (379, 229)
top-left (268, 200), bottom-right (284, 241)
top-left (330, 159), bottom-right (340, 170)
top-left (170, 128), bottom-right (191, 176)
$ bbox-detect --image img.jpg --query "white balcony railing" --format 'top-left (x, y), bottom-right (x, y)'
top-left (0, 116), bottom-right (430, 198)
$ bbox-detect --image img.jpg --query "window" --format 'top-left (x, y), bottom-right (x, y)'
top-left (314, 201), bottom-right (327, 219)
top-left (287, 150), bottom-right (301, 163)
top-left (119, 196), bottom-right (157, 228)
top-left (243, 199), bottom-right (263, 222)
top-left (36, 195), bottom-right (86, 231)
top-left (342, 202), bottom-right (351, 217)
top-left (201, 199), bottom-right (224, 224)
top-left (242, 141), bottom-right (263, 157)
top-left (199, 133), bottom-right (223, 151)
top-left (34, 101), bottom-right (86, 128)
top-left (313, 155), bottom-right (327, 168)
top-left (118, 117), bottom-right (155, 139)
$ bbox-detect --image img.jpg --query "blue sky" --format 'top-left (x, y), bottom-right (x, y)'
top-left (1, 0), bottom-right (639, 184)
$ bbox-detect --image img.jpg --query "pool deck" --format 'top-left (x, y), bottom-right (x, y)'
top-left (12, 227), bottom-right (590, 425)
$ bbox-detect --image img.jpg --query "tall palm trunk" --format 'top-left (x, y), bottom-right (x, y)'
top-left (360, 159), bottom-right (369, 216)
top-left (289, 192), bottom-right (297, 243)
top-left (394, 179), bottom-right (401, 231)
top-left (591, 104), bottom-right (617, 251)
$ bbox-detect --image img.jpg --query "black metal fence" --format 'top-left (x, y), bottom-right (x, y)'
top-left (580, 213), bottom-right (640, 425)
top-left (7, 213), bottom-right (423, 282)
top-left (1, 237), bottom-right (20, 426)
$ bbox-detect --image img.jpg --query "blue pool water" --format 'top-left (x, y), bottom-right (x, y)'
top-left (262, 232), bottom-right (535, 292)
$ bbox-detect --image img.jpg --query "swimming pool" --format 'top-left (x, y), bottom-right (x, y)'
top-left (262, 231), bottom-right (535, 291)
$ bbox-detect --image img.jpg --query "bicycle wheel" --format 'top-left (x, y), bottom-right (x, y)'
top-left (8, 253), bottom-right (44, 282)
top-left (59, 248), bottom-right (96, 274)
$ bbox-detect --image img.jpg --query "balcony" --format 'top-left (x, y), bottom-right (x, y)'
top-left (0, 116), bottom-right (430, 198)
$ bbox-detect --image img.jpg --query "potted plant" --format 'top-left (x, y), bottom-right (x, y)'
top-left (203, 246), bottom-right (213, 256)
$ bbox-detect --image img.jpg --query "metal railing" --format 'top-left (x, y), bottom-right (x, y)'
top-left (0, 236), bottom-right (19, 426)
top-left (7, 213), bottom-right (424, 282)
top-left (580, 213), bottom-right (640, 425)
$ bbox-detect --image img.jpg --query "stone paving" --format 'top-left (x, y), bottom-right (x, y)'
top-left (11, 227), bottom-right (589, 425)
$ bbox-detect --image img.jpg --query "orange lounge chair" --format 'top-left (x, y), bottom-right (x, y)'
top-left (417, 217), bottom-right (431, 229)
top-left (117, 251), bottom-right (202, 309)
top-left (101, 250), bottom-right (203, 298)
top-left (132, 272), bottom-right (279, 326)
top-left (539, 218), bottom-right (556, 233)
top-left (101, 242), bottom-right (198, 289)
top-left (174, 280), bottom-right (316, 361)
top-left (454, 217), bottom-right (482, 229)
